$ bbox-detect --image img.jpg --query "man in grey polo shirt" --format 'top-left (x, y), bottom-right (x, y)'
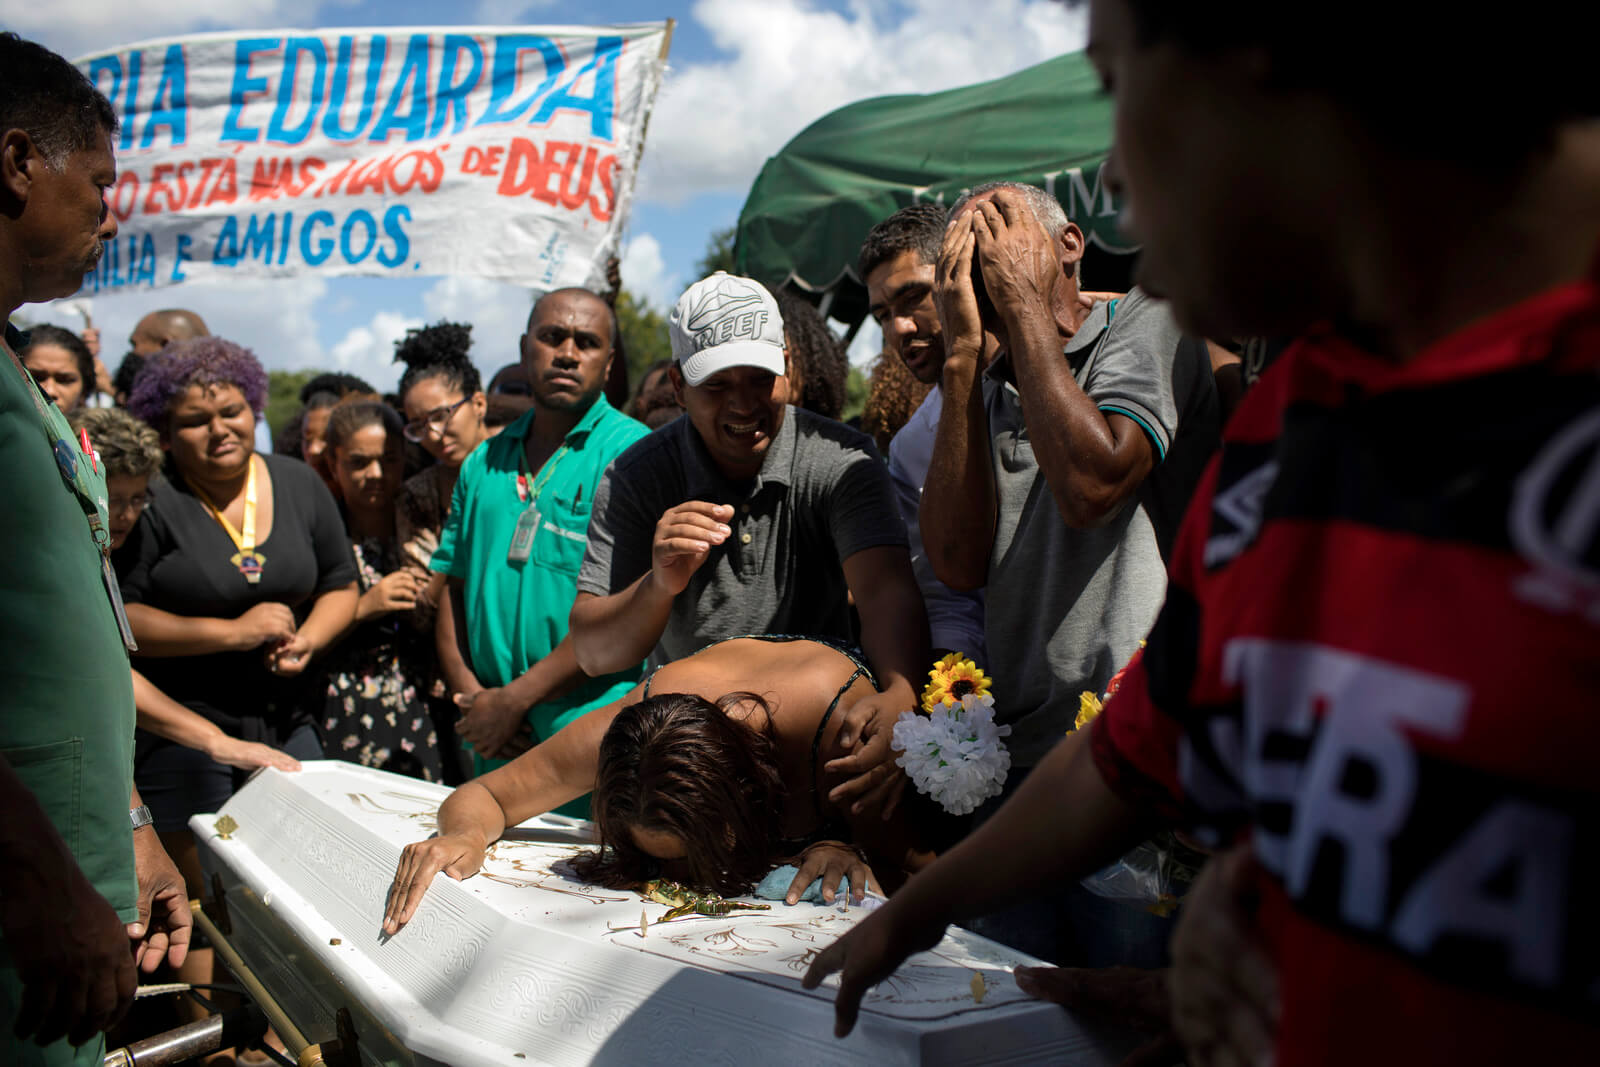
top-left (571, 272), bottom-right (929, 810)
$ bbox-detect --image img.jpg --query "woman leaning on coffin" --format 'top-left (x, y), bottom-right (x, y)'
top-left (384, 636), bottom-right (951, 933)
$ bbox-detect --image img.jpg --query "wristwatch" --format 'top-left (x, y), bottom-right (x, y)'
top-left (130, 805), bottom-right (154, 831)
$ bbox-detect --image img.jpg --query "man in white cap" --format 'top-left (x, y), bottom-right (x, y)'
top-left (571, 272), bottom-right (930, 813)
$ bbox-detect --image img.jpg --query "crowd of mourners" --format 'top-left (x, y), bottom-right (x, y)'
top-left (4, 3), bottom-right (1597, 1065)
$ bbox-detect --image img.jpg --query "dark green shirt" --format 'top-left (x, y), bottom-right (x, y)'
top-left (0, 322), bottom-right (137, 924)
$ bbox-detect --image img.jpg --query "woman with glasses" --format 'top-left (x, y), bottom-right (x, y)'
top-left (393, 323), bottom-right (486, 536)
top-left (392, 321), bottom-right (488, 601)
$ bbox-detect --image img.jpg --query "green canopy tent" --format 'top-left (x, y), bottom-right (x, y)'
top-left (733, 51), bottom-right (1135, 334)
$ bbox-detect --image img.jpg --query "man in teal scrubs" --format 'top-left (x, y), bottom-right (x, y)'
top-left (431, 288), bottom-right (648, 789)
top-left (0, 33), bottom-right (190, 1063)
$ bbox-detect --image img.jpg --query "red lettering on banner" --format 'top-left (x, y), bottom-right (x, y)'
top-left (497, 138), bottom-right (548, 199)
top-left (143, 164), bottom-right (175, 215)
top-left (462, 146), bottom-right (504, 176)
top-left (249, 156), bottom-right (325, 202)
top-left (108, 172), bottom-right (139, 222)
top-left (493, 136), bottom-right (616, 221)
top-left (207, 158), bottom-right (238, 207)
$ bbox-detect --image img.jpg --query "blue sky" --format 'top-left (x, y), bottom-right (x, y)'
top-left (9, 0), bottom-right (1086, 391)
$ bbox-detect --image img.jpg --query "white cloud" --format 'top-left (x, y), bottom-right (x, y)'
top-left (619, 233), bottom-right (677, 312)
top-left (326, 309), bottom-right (422, 392)
top-left (6, 0), bottom-right (352, 60)
top-left (23, 273), bottom-right (329, 379)
top-left (471, 0), bottom-right (558, 25)
top-left (641, 0), bottom-right (1088, 204)
top-left (420, 275), bottom-right (538, 383)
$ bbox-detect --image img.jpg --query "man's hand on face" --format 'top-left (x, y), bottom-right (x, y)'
top-left (967, 190), bottom-right (1061, 317)
top-left (650, 501), bottom-right (732, 597)
top-left (934, 215), bottom-right (987, 370)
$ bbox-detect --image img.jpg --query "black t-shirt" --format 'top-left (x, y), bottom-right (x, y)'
top-left (117, 453), bottom-right (357, 743)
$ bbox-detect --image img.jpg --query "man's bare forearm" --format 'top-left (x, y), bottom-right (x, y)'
top-left (1004, 300), bottom-right (1151, 526)
top-left (874, 729), bottom-right (1148, 928)
top-left (920, 357), bottom-right (995, 590)
top-left (435, 580), bottom-right (482, 696)
top-left (568, 576), bottom-right (673, 676)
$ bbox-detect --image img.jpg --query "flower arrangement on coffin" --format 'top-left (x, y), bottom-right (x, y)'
top-left (891, 654), bottom-right (1011, 816)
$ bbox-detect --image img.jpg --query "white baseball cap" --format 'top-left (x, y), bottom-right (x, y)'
top-left (668, 272), bottom-right (787, 387)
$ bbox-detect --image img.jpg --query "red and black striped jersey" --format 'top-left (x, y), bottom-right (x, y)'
top-left (1092, 275), bottom-right (1600, 1064)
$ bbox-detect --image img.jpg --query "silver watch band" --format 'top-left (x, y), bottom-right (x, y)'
top-left (130, 804), bottom-right (154, 830)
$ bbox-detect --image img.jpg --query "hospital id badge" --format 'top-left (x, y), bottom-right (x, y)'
top-left (507, 505), bottom-right (540, 563)
top-left (102, 554), bottom-right (138, 653)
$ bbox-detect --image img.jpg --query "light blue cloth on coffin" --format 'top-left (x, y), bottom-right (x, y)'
top-left (753, 864), bottom-right (855, 903)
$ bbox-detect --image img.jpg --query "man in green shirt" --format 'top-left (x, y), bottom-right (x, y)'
top-left (0, 33), bottom-right (190, 1063)
top-left (431, 288), bottom-right (648, 785)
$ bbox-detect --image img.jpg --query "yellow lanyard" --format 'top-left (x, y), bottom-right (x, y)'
top-left (192, 456), bottom-right (266, 583)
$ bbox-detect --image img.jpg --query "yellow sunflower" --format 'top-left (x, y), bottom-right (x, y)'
top-left (1074, 691), bottom-right (1103, 731)
top-left (921, 653), bottom-right (993, 713)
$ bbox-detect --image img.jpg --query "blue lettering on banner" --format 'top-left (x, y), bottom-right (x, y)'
top-left (119, 50), bottom-right (142, 152)
top-left (142, 45), bottom-right (189, 149)
top-left (87, 56), bottom-right (122, 130)
top-left (171, 234), bottom-right (192, 282)
top-left (476, 35), bottom-right (564, 126)
top-left (377, 205), bottom-right (411, 267)
top-left (429, 35), bottom-right (484, 138)
top-left (321, 35), bottom-right (386, 143)
top-left (369, 34), bottom-right (431, 143)
top-left (340, 209), bottom-right (377, 263)
top-left (301, 210), bottom-right (336, 265)
top-left (267, 38), bottom-right (327, 146)
top-left (222, 38), bottom-right (282, 143)
top-left (529, 36), bottom-right (620, 141)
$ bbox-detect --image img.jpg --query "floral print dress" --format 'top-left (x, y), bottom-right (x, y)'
top-left (319, 539), bottom-right (447, 782)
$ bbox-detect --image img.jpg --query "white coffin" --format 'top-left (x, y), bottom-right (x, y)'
top-left (193, 762), bottom-right (1135, 1066)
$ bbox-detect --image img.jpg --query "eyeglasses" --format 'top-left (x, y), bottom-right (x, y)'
top-left (108, 492), bottom-right (150, 517)
top-left (403, 397), bottom-right (470, 443)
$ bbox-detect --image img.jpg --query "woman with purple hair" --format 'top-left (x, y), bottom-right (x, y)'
top-left (118, 337), bottom-right (358, 1006)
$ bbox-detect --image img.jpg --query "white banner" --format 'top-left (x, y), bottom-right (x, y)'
top-left (74, 24), bottom-right (672, 296)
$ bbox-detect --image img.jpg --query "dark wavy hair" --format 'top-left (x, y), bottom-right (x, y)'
top-left (776, 290), bottom-right (848, 420)
top-left (572, 692), bottom-right (787, 897)
top-left (20, 323), bottom-right (96, 397)
top-left (859, 350), bottom-right (932, 454)
top-left (323, 396), bottom-right (403, 455)
top-left (857, 202), bottom-right (946, 283)
top-left (125, 337), bottom-right (269, 425)
top-left (394, 320), bottom-right (479, 402)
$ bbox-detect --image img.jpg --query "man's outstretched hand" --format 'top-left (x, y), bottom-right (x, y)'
top-left (802, 891), bottom-right (948, 1037)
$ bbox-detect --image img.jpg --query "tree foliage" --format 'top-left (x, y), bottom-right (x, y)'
top-left (266, 369), bottom-right (318, 437)
top-left (695, 226), bottom-right (737, 279)
top-left (615, 288), bottom-right (672, 387)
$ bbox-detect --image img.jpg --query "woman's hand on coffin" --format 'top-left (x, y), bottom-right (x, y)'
top-left (801, 888), bottom-right (948, 1037)
top-left (455, 687), bottom-right (528, 759)
top-left (383, 831), bottom-right (487, 934)
top-left (787, 841), bottom-right (870, 906)
top-left (208, 735), bottom-right (302, 773)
